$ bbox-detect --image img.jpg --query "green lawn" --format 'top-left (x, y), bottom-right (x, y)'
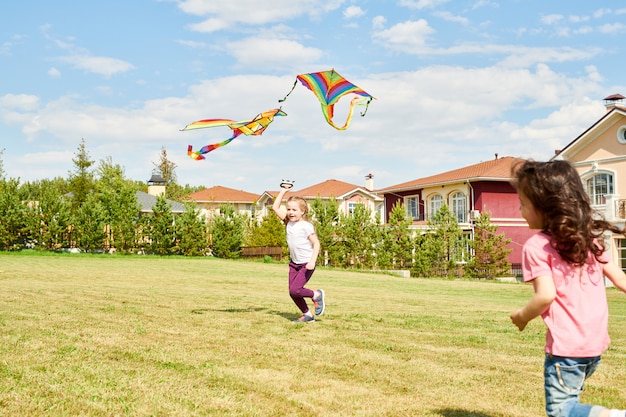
top-left (0, 252), bottom-right (624, 416)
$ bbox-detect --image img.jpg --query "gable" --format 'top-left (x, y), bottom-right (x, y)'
top-left (555, 107), bottom-right (626, 163)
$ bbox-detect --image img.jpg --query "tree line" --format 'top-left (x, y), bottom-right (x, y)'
top-left (0, 142), bottom-right (513, 278)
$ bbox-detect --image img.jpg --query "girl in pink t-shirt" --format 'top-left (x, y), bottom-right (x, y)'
top-left (511, 160), bottom-right (626, 417)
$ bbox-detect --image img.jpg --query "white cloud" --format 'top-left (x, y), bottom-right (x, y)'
top-left (0, 94), bottom-right (40, 111)
top-left (372, 15), bottom-right (386, 30)
top-left (598, 22), bottom-right (626, 34)
top-left (433, 11), bottom-right (469, 25)
top-left (179, 0), bottom-right (344, 32)
top-left (48, 67), bottom-right (61, 78)
top-left (225, 37), bottom-right (324, 70)
top-left (541, 14), bottom-right (564, 25)
top-left (372, 20), bottom-right (435, 53)
top-left (344, 6), bottom-right (365, 19)
top-left (57, 55), bottom-right (135, 78)
top-left (398, 0), bottom-right (450, 9)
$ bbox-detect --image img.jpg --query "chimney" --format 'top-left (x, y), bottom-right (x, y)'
top-left (603, 93), bottom-right (625, 112)
top-left (365, 173), bottom-right (374, 191)
top-left (147, 170), bottom-right (166, 197)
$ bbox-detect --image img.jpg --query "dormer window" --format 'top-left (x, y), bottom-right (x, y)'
top-left (585, 172), bottom-right (614, 205)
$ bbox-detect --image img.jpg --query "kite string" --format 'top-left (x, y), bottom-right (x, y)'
top-left (360, 97), bottom-right (373, 117)
top-left (278, 79), bottom-right (298, 103)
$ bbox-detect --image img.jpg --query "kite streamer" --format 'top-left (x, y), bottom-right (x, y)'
top-left (279, 69), bottom-right (374, 130)
top-left (182, 108), bottom-right (286, 160)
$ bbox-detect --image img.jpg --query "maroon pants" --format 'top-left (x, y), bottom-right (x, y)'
top-left (288, 261), bottom-right (315, 313)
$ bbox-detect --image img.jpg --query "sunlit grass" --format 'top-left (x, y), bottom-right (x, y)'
top-left (0, 252), bottom-right (624, 416)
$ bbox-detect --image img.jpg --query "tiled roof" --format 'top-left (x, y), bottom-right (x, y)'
top-left (290, 179), bottom-right (367, 198)
top-left (187, 185), bottom-right (259, 203)
top-left (135, 191), bottom-right (186, 213)
top-left (379, 156), bottom-right (525, 192)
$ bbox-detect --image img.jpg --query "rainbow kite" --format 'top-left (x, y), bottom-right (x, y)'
top-left (279, 69), bottom-right (374, 130)
top-left (181, 108), bottom-right (286, 160)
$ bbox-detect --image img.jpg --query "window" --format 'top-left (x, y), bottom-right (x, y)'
top-left (347, 202), bottom-right (364, 215)
top-left (406, 197), bottom-right (419, 220)
top-left (586, 173), bottom-right (614, 205)
top-left (451, 192), bottom-right (466, 223)
top-left (618, 239), bottom-right (626, 273)
top-left (429, 195), bottom-right (443, 219)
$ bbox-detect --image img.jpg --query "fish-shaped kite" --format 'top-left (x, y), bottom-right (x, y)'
top-left (181, 108), bottom-right (287, 160)
top-left (279, 69), bottom-right (374, 130)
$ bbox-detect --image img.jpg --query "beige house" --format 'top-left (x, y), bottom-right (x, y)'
top-left (187, 185), bottom-right (260, 219)
top-left (257, 175), bottom-right (384, 223)
top-left (552, 94), bottom-right (626, 272)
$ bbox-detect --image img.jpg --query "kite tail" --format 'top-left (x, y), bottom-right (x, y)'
top-left (322, 96), bottom-right (363, 131)
top-left (188, 134), bottom-right (239, 160)
top-left (278, 79), bottom-right (298, 103)
top-left (187, 145), bottom-right (205, 160)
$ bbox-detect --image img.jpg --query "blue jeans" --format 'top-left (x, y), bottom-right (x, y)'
top-left (544, 354), bottom-right (606, 417)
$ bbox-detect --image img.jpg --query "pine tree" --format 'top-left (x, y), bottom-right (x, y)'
top-left (68, 138), bottom-right (95, 211)
top-left (209, 203), bottom-right (244, 258)
top-left (467, 212), bottom-right (512, 279)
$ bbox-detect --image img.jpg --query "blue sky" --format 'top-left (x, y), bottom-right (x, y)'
top-left (1, 0), bottom-right (625, 193)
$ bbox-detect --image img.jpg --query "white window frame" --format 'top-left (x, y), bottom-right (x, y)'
top-left (585, 172), bottom-right (614, 206)
top-left (451, 192), bottom-right (466, 223)
top-left (429, 195), bottom-right (443, 219)
top-left (406, 196), bottom-right (419, 220)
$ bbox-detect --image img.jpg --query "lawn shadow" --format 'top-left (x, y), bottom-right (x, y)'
top-left (268, 310), bottom-right (301, 322)
top-left (435, 408), bottom-right (496, 417)
top-left (191, 307), bottom-right (265, 314)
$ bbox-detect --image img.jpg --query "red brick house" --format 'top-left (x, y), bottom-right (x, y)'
top-left (377, 155), bottom-right (533, 265)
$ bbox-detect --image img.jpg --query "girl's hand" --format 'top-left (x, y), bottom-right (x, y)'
top-left (280, 179), bottom-right (294, 189)
top-left (510, 309), bottom-right (528, 331)
top-left (305, 261), bottom-right (316, 270)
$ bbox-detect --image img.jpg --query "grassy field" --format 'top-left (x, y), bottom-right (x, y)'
top-left (0, 252), bottom-right (625, 417)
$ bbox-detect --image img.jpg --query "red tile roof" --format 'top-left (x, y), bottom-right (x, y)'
top-left (187, 185), bottom-right (259, 203)
top-left (289, 179), bottom-right (365, 198)
top-left (380, 156), bottom-right (525, 192)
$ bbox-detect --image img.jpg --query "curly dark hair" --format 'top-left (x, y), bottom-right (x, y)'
top-left (511, 159), bottom-right (623, 266)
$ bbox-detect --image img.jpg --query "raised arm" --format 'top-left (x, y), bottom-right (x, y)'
top-left (272, 187), bottom-right (289, 221)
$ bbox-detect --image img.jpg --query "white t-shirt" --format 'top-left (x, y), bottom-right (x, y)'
top-left (286, 220), bottom-right (315, 264)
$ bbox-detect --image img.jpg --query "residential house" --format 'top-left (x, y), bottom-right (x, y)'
top-left (136, 171), bottom-right (186, 215)
top-left (377, 156), bottom-right (533, 265)
top-left (551, 93), bottom-right (626, 272)
top-left (187, 185), bottom-right (260, 219)
top-left (257, 175), bottom-right (384, 222)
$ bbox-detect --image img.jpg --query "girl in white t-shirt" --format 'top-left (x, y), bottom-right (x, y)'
top-left (272, 182), bottom-right (325, 322)
top-left (511, 160), bottom-right (626, 417)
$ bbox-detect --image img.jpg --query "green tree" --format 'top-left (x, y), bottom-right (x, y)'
top-left (0, 178), bottom-right (28, 250)
top-left (336, 204), bottom-right (378, 269)
top-left (147, 195), bottom-right (175, 255)
top-left (0, 148), bottom-right (5, 180)
top-left (31, 184), bottom-right (72, 250)
top-left (379, 201), bottom-right (414, 269)
top-left (174, 203), bottom-right (209, 256)
top-left (466, 212), bottom-right (512, 279)
top-left (96, 158), bottom-right (140, 253)
top-left (68, 138), bottom-right (95, 211)
top-left (209, 203), bottom-right (244, 258)
top-left (310, 197), bottom-right (341, 267)
top-left (413, 205), bottom-right (465, 277)
top-left (73, 192), bottom-right (107, 252)
top-left (245, 211), bottom-right (285, 247)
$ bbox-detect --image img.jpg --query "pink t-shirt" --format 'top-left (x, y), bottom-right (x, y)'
top-left (522, 232), bottom-right (610, 357)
